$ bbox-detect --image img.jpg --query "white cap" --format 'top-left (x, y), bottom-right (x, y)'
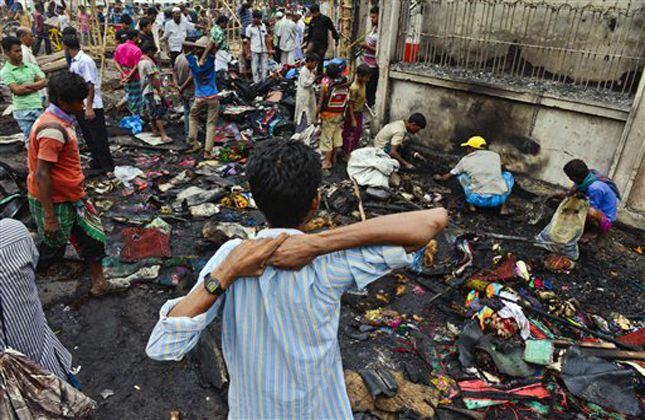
top-left (276, 11), bottom-right (283, 18)
top-left (172, 6), bottom-right (181, 13)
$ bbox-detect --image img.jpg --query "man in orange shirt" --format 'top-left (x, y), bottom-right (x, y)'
top-left (27, 71), bottom-right (108, 296)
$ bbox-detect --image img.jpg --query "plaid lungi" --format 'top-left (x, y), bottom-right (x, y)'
top-left (29, 195), bottom-right (105, 261)
top-left (125, 79), bottom-right (143, 116)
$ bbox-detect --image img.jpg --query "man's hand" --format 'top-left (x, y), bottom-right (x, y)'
top-left (351, 117), bottom-right (357, 128)
top-left (44, 216), bottom-right (59, 240)
top-left (216, 234), bottom-right (288, 289)
top-left (85, 108), bottom-right (96, 120)
top-left (267, 234), bottom-right (320, 270)
top-left (404, 162), bottom-right (415, 170)
top-left (413, 152), bottom-right (426, 162)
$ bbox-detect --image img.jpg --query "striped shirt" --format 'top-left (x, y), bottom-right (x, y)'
top-left (0, 219), bottom-right (72, 380)
top-left (147, 228), bottom-right (411, 419)
top-left (238, 6), bottom-right (253, 39)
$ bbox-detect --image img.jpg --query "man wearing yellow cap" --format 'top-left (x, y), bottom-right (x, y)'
top-left (434, 136), bottom-right (514, 215)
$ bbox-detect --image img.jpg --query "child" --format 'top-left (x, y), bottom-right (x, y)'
top-left (246, 10), bottom-right (271, 83)
top-left (294, 53), bottom-right (319, 132)
top-left (138, 41), bottom-right (172, 143)
top-left (317, 62), bottom-right (349, 170)
top-left (186, 37), bottom-right (220, 158)
top-left (342, 63), bottom-right (371, 157)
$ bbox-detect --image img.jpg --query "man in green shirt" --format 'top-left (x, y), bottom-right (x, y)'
top-left (0, 36), bottom-right (47, 146)
top-left (203, 15), bottom-right (230, 71)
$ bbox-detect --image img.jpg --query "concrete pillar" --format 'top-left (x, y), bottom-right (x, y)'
top-left (374, 0), bottom-right (401, 130)
top-left (609, 70), bottom-right (645, 216)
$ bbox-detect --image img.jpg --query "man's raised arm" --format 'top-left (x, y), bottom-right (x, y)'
top-left (269, 208), bottom-right (448, 270)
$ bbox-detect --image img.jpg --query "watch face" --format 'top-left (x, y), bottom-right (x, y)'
top-left (204, 274), bottom-right (223, 296)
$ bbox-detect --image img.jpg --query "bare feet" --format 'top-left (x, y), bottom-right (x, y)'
top-left (500, 204), bottom-right (510, 216)
top-left (468, 204), bottom-right (477, 212)
top-left (322, 160), bottom-right (332, 170)
top-left (161, 136), bottom-right (173, 144)
top-left (151, 133), bottom-right (162, 138)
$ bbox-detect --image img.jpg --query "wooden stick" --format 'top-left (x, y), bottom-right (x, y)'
top-left (350, 177), bottom-right (366, 221)
top-left (99, 0), bottom-right (110, 84)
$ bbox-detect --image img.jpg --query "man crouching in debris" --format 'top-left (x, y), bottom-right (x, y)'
top-left (27, 71), bottom-right (109, 296)
top-left (555, 159), bottom-right (620, 242)
top-left (374, 113), bottom-right (427, 170)
top-left (147, 139), bottom-right (448, 418)
top-left (434, 136), bottom-right (514, 216)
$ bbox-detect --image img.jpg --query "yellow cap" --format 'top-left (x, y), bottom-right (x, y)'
top-left (460, 136), bottom-right (487, 149)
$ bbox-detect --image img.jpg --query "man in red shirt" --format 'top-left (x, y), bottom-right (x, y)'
top-left (27, 71), bottom-right (108, 296)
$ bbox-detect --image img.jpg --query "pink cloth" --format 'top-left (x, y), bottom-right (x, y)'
top-left (342, 111), bottom-right (363, 155)
top-left (78, 12), bottom-right (89, 32)
top-left (114, 40), bottom-right (142, 81)
top-left (599, 211), bottom-right (613, 234)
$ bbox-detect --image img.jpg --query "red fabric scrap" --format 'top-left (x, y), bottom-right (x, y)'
top-left (121, 227), bottom-right (171, 262)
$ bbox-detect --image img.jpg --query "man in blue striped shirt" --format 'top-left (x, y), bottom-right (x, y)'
top-left (146, 139), bottom-right (448, 418)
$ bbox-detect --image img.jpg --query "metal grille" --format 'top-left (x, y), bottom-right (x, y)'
top-left (395, 0), bottom-right (645, 103)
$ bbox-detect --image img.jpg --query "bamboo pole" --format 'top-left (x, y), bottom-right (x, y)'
top-left (99, 0), bottom-right (110, 84)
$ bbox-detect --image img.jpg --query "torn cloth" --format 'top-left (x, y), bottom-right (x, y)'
top-left (0, 349), bottom-right (97, 419)
top-left (458, 379), bottom-right (550, 410)
top-left (120, 227), bottom-right (171, 262)
top-left (347, 147), bottom-right (400, 188)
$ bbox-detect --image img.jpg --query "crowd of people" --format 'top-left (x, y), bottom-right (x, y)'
top-left (0, 0), bottom-right (624, 417)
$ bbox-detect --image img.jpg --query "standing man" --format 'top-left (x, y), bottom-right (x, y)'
top-left (272, 11), bottom-right (285, 62)
top-left (161, 7), bottom-right (195, 66)
top-left (113, 30), bottom-right (143, 117)
top-left (173, 45), bottom-right (194, 140)
top-left (238, 0), bottom-right (254, 78)
top-left (294, 10), bottom-right (305, 61)
top-left (1, 37), bottom-right (47, 146)
top-left (207, 15), bottom-right (231, 72)
top-left (17, 27), bottom-right (48, 104)
top-left (32, 3), bottom-right (52, 55)
top-left (277, 11), bottom-right (298, 65)
top-left (146, 138), bottom-right (449, 418)
top-left (64, 34), bottom-right (115, 176)
top-left (27, 71), bottom-right (109, 296)
top-left (362, 6), bottom-right (379, 107)
top-left (139, 17), bottom-right (156, 48)
top-left (185, 37), bottom-right (220, 158)
top-left (0, 218), bottom-right (77, 382)
top-left (246, 10), bottom-right (271, 84)
top-left (305, 4), bottom-right (339, 74)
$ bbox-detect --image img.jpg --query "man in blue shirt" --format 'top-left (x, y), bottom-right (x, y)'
top-left (146, 139), bottom-right (448, 418)
top-left (562, 159), bottom-right (620, 241)
top-left (184, 37), bottom-right (219, 158)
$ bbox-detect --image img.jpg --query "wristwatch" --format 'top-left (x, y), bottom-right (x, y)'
top-left (203, 273), bottom-right (225, 297)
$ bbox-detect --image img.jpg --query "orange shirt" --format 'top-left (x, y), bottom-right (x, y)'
top-left (27, 106), bottom-right (85, 203)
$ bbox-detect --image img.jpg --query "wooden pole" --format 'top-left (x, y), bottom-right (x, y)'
top-left (99, 0), bottom-right (110, 84)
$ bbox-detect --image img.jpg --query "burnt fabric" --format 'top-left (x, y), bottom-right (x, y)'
top-left (0, 349), bottom-right (97, 419)
top-left (561, 347), bottom-right (641, 417)
top-left (121, 227), bottom-right (171, 262)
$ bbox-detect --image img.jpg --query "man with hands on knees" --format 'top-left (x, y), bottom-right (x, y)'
top-left (146, 139), bottom-right (448, 419)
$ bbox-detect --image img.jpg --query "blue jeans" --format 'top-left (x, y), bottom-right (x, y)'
top-left (182, 96), bottom-right (194, 140)
top-left (13, 109), bottom-right (43, 145)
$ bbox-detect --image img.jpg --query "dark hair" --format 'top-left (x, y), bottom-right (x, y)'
top-left (139, 17), bottom-right (152, 30)
top-left (564, 159), bottom-right (589, 180)
top-left (35, 3), bottom-right (43, 12)
top-left (370, 6), bottom-right (379, 15)
top-left (164, 10), bottom-right (172, 19)
top-left (121, 13), bottom-right (133, 25)
top-left (252, 10), bottom-right (262, 19)
top-left (217, 15), bottom-right (229, 25)
top-left (305, 53), bottom-right (320, 63)
top-left (62, 26), bottom-right (77, 36)
top-left (148, 6), bottom-right (157, 15)
top-left (16, 28), bottom-right (29, 39)
top-left (48, 71), bottom-right (89, 105)
top-left (247, 139), bottom-right (322, 228)
top-left (310, 5), bottom-right (320, 13)
top-left (126, 29), bottom-right (140, 40)
top-left (356, 63), bottom-right (372, 77)
top-left (62, 33), bottom-right (80, 49)
top-left (1, 36), bottom-right (21, 52)
top-left (325, 62), bottom-right (341, 78)
top-left (408, 113), bottom-right (427, 129)
top-left (140, 41), bottom-right (157, 54)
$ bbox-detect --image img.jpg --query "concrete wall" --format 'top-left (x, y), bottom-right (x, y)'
top-left (386, 71), bottom-right (628, 187)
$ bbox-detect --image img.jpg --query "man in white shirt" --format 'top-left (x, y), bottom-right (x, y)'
top-left (246, 10), bottom-right (270, 83)
top-left (63, 33), bottom-right (115, 174)
top-left (278, 11), bottom-right (297, 65)
top-left (16, 27), bottom-right (47, 103)
top-left (161, 7), bottom-right (195, 66)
